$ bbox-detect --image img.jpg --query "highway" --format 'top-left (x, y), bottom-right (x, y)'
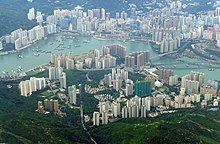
top-left (79, 85), bottom-right (97, 144)
top-left (153, 59), bottom-right (220, 69)
top-left (153, 61), bottom-right (205, 66)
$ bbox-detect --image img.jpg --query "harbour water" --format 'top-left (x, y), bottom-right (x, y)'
top-left (0, 33), bottom-right (219, 81)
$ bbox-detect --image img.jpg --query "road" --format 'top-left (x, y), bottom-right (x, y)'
top-left (50, 81), bottom-right (97, 143)
top-left (79, 85), bottom-right (97, 144)
top-left (48, 81), bottom-right (57, 96)
top-left (150, 41), bottom-right (190, 61)
top-left (86, 72), bottom-right (92, 81)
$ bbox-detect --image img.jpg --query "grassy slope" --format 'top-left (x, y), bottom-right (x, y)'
top-left (91, 109), bottom-right (220, 144)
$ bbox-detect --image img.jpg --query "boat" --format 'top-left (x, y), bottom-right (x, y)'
top-left (208, 68), bottom-right (215, 71)
top-left (75, 45), bottom-right (80, 47)
top-left (2, 71), bottom-right (5, 74)
top-left (33, 53), bottom-right (40, 56)
top-left (83, 40), bottom-right (89, 43)
top-left (18, 55), bottom-right (23, 58)
top-left (54, 48), bottom-right (64, 51)
top-left (173, 65), bottom-right (176, 68)
top-left (45, 51), bottom-right (52, 54)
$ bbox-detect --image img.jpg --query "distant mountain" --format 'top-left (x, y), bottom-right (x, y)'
top-left (183, 0), bottom-right (216, 14)
top-left (0, 0), bottom-right (36, 37)
top-left (0, 0), bottom-right (144, 37)
top-left (0, 0), bottom-right (217, 37)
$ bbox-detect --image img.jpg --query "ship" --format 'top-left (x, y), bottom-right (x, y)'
top-left (75, 45), bottom-right (80, 47)
top-left (18, 55), bottom-right (23, 58)
top-left (57, 48), bottom-right (64, 51)
top-left (45, 51), bottom-right (52, 54)
top-left (208, 68), bottom-right (215, 71)
top-left (68, 45), bottom-right (71, 49)
top-left (83, 40), bottom-right (89, 43)
top-left (33, 53), bottom-right (40, 56)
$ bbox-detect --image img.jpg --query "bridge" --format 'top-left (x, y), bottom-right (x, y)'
top-left (150, 42), bottom-right (191, 61)
top-left (152, 61), bottom-right (205, 67)
top-left (152, 61), bottom-right (220, 69)
top-left (150, 51), bottom-right (178, 61)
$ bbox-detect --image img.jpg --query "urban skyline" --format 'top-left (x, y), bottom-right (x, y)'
top-left (0, 0), bottom-right (220, 144)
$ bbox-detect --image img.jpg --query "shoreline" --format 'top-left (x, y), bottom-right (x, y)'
top-left (0, 33), bottom-right (57, 56)
top-left (0, 31), bottom-right (150, 56)
top-left (0, 63), bottom-right (50, 81)
top-left (93, 34), bottom-right (150, 43)
top-left (1, 32), bottom-right (220, 80)
top-left (0, 40), bottom-right (38, 56)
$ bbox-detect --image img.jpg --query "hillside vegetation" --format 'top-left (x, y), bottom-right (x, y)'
top-left (91, 109), bottom-right (220, 144)
top-left (0, 79), bottom-right (91, 144)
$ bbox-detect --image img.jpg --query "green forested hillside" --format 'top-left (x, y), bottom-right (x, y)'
top-left (0, 80), bottom-right (91, 144)
top-left (91, 109), bottom-right (220, 144)
top-left (0, 7), bottom-right (36, 37)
